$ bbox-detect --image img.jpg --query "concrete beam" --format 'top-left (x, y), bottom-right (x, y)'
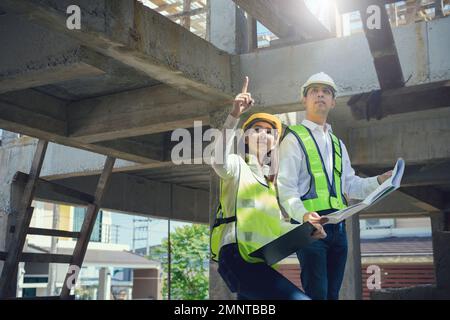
top-left (0, 14), bottom-right (105, 94)
top-left (347, 111), bottom-right (450, 167)
top-left (30, 173), bottom-right (209, 224)
top-left (232, 0), bottom-right (331, 40)
top-left (0, 90), bottom-right (162, 163)
top-left (399, 186), bottom-right (448, 212)
top-left (360, 190), bottom-right (431, 217)
top-left (0, 60), bottom-right (104, 95)
top-left (67, 84), bottom-right (212, 143)
top-left (402, 161), bottom-right (450, 187)
top-left (348, 81), bottom-right (450, 120)
top-left (1, 0), bottom-right (233, 102)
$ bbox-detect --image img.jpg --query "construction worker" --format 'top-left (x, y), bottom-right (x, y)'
top-left (210, 77), bottom-right (325, 300)
top-left (276, 72), bottom-right (393, 300)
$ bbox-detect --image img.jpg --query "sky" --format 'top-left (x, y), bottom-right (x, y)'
top-left (111, 211), bottom-right (191, 250)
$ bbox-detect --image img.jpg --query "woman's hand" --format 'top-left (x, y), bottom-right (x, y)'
top-left (230, 76), bottom-right (255, 118)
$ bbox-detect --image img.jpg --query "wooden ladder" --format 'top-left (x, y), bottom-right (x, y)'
top-left (0, 140), bottom-right (116, 299)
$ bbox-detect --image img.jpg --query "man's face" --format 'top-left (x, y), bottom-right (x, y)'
top-left (303, 84), bottom-right (336, 117)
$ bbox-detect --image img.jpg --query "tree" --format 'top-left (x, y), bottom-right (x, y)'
top-left (154, 224), bottom-right (209, 300)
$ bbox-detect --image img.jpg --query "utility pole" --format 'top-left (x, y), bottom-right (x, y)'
top-left (47, 203), bottom-right (59, 296)
top-left (132, 218), bottom-right (150, 255)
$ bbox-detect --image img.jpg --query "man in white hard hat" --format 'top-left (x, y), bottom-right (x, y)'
top-left (276, 72), bottom-right (392, 300)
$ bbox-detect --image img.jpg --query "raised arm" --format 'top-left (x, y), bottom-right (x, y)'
top-left (211, 77), bottom-right (255, 180)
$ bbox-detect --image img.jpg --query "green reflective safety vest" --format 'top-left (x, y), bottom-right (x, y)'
top-left (211, 156), bottom-right (297, 264)
top-left (287, 125), bottom-right (347, 213)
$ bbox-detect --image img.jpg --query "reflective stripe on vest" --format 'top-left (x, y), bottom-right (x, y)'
top-left (288, 125), bottom-right (347, 212)
top-left (210, 157), bottom-right (296, 264)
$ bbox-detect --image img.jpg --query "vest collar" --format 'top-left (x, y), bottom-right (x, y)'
top-left (246, 154), bottom-right (270, 187)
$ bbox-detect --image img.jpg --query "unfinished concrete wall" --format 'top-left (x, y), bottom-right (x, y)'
top-left (238, 18), bottom-right (450, 112)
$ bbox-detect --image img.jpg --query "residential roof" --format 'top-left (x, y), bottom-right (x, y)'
top-left (26, 244), bottom-right (160, 269)
top-left (360, 237), bottom-right (433, 256)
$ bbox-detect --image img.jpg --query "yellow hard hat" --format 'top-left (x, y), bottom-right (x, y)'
top-left (242, 113), bottom-right (282, 139)
top-left (300, 72), bottom-right (338, 99)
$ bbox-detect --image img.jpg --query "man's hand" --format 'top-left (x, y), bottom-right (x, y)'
top-left (230, 76), bottom-right (255, 118)
top-left (303, 212), bottom-right (327, 239)
top-left (377, 170), bottom-right (393, 185)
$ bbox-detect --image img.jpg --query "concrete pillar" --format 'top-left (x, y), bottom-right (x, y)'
top-left (0, 170), bottom-right (27, 298)
top-left (430, 211), bottom-right (450, 293)
top-left (0, 137), bottom-right (38, 298)
top-left (208, 0), bottom-right (252, 54)
top-left (340, 213), bottom-right (363, 300)
top-left (208, 108), bottom-right (236, 300)
top-left (97, 267), bottom-right (111, 300)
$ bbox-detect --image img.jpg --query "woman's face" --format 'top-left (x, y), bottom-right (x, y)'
top-left (246, 121), bottom-right (277, 156)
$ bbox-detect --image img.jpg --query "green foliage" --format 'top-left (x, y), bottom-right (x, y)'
top-left (154, 224), bottom-right (209, 300)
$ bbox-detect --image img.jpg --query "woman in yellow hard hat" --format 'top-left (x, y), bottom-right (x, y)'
top-left (210, 77), bottom-right (325, 300)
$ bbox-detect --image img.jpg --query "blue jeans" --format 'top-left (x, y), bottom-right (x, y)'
top-left (218, 243), bottom-right (310, 300)
top-left (295, 213), bottom-right (348, 300)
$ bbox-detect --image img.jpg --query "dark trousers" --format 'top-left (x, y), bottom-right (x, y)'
top-left (295, 211), bottom-right (348, 300)
top-left (218, 243), bottom-right (310, 300)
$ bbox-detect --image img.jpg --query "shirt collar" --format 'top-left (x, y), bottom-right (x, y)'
top-left (302, 119), bottom-right (333, 134)
top-left (247, 154), bottom-right (270, 184)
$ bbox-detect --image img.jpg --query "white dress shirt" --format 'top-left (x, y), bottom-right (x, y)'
top-left (277, 119), bottom-right (380, 223)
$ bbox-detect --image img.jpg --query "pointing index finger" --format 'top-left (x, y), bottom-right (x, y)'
top-left (241, 76), bottom-right (249, 93)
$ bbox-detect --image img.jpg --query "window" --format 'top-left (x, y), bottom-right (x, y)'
top-left (73, 208), bottom-right (103, 242)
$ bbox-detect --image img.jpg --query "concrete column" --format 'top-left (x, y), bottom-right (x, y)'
top-left (208, 0), bottom-right (252, 54)
top-left (340, 212), bottom-right (363, 300)
top-left (208, 108), bottom-right (236, 300)
top-left (430, 211), bottom-right (450, 294)
top-left (0, 138), bottom-right (38, 297)
top-left (97, 267), bottom-right (111, 300)
top-left (0, 171), bottom-right (27, 298)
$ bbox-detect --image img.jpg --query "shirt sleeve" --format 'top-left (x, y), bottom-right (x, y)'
top-left (276, 132), bottom-right (308, 223)
top-left (211, 114), bottom-right (240, 180)
top-left (341, 141), bottom-right (380, 200)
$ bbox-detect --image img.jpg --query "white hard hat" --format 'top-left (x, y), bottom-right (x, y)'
top-left (300, 72), bottom-right (338, 99)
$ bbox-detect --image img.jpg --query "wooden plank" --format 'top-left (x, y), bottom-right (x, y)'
top-left (27, 227), bottom-right (80, 239)
top-left (13, 172), bottom-right (94, 205)
top-left (59, 156), bottom-right (116, 299)
top-left (169, 6), bottom-right (206, 20)
top-left (181, 0), bottom-right (191, 28)
top-left (0, 140), bottom-right (48, 298)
